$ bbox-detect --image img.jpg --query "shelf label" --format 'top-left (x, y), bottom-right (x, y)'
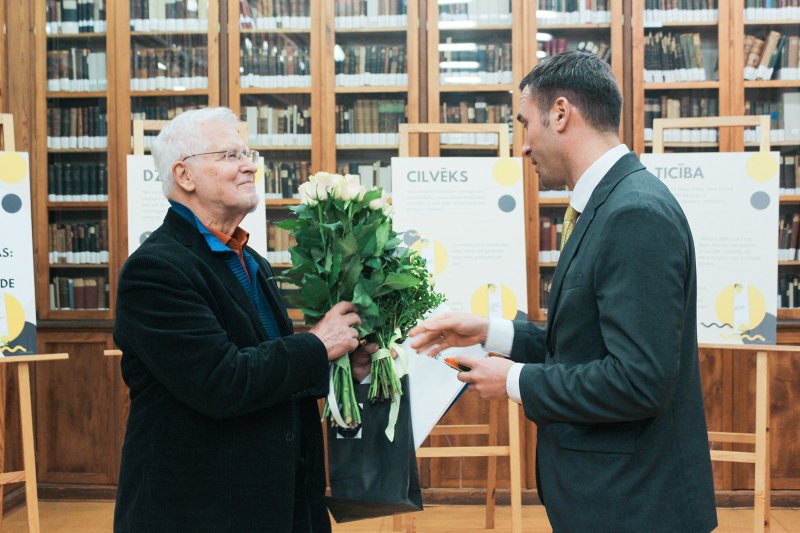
top-left (0, 151), bottom-right (36, 356)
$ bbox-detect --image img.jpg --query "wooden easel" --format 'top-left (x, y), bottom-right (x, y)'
top-left (653, 116), bottom-right (779, 533)
top-left (395, 124), bottom-right (523, 533)
top-left (0, 355), bottom-right (69, 533)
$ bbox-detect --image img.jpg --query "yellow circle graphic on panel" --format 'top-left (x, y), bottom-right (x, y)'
top-left (255, 160), bottom-right (264, 184)
top-left (0, 152), bottom-right (28, 184)
top-left (715, 284), bottom-right (766, 333)
top-left (492, 158), bottom-right (521, 187)
top-left (470, 284), bottom-right (518, 320)
top-left (745, 152), bottom-right (777, 183)
top-left (1, 292), bottom-right (26, 344)
top-left (410, 238), bottom-right (448, 276)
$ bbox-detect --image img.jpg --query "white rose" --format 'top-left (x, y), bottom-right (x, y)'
top-left (299, 180), bottom-right (328, 206)
top-left (333, 174), bottom-right (363, 202)
top-left (369, 190), bottom-right (389, 210)
top-left (312, 171), bottom-right (335, 191)
top-left (298, 181), bottom-right (318, 206)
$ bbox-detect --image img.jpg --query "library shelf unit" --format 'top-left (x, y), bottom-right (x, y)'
top-left (114, 0), bottom-right (221, 271)
top-left (325, 0), bottom-right (420, 177)
top-left (632, 0), bottom-right (729, 156)
top-left (531, 0), bottom-right (624, 319)
top-left (227, 0), bottom-right (318, 321)
top-left (34, 1), bottom-right (117, 320)
top-left (731, 1), bottom-right (800, 319)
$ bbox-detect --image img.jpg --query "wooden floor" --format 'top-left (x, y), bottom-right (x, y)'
top-left (2, 502), bottom-right (800, 532)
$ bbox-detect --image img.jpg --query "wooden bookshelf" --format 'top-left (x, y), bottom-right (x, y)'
top-left (34, 1), bottom-right (118, 320)
top-left (729, 1), bottom-right (800, 320)
top-left (529, 0), bottom-right (624, 320)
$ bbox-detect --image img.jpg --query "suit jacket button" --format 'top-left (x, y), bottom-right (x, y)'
top-left (285, 432), bottom-right (294, 442)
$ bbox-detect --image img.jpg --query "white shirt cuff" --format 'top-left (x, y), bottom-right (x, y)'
top-left (506, 363), bottom-right (524, 404)
top-left (483, 317), bottom-right (514, 355)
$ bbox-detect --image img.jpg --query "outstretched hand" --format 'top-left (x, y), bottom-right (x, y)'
top-left (408, 312), bottom-right (489, 357)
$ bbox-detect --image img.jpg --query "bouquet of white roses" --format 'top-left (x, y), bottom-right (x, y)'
top-left (276, 172), bottom-right (444, 432)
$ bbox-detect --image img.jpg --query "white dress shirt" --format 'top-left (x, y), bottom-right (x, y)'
top-left (485, 144), bottom-right (630, 403)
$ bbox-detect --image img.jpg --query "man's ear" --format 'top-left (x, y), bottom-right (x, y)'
top-left (172, 161), bottom-right (196, 192)
top-left (553, 96), bottom-right (571, 133)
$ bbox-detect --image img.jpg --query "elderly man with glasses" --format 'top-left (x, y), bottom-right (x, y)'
top-left (113, 107), bottom-right (372, 533)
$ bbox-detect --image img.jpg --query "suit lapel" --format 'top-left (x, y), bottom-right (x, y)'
top-left (545, 153), bottom-right (645, 339)
top-left (164, 210), bottom-right (270, 340)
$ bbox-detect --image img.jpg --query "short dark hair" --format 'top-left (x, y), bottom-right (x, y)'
top-left (519, 51), bottom-right (622, 133)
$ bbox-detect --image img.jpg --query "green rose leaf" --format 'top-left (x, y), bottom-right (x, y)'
top-left (383, 272), bottom-right (422, 290)
top-left (300, 274), bottom-right (329, 309)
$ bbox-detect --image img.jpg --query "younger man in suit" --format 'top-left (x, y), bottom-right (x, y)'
top-left (409, 52), bottom-right (717, 532)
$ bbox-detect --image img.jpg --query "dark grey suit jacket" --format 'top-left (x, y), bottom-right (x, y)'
top-left (511, 153), bottom-right (717, 532)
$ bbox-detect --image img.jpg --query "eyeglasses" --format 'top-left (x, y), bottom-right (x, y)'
top-left (182, 149), bottom-right (260, 164)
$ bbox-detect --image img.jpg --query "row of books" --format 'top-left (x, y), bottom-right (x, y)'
top-left (265, 225), bottom-right (296, 263)
top-left (439, 1), bottom-right (512, 25)
top-left (778, 274), bottom-right (800, 309)
top-left (335, 73), bottom-right (408, 87)
top-left (643, 93), bottom-right (719, 140)
top-left (440, 43), bottom-right (513, 74)
top-left (130, 46), bottom-right (208, 88)
top-left (644, 31), bottom-right (708, 83)
top-left (745, 32), bottom-right (800, 81)
top-left (242, 104), bottom-right (311, 136)
top-left (240, 16), bottom-right (310, 31)
top-left (131, 104), bottom-right (202, 121)
top-left (440, 132), bottom-right (511, 146)
top-left (336, 99), bottom-right (406, 135)
top-left (744, 4), bottom-right (800, 21)
top-left (46, 50), bottom-right (107, 92)
top-left (335, 133), bottom-right (399, 146)
top-left (334, 15), bottom-right (407, 29)
top-left (241, 0), bottom-right (310, 21)
top-left (540, 39), bottom-right (611, 65)
top-left (779, 155), bottom-right (800, 193)
top-left (536, 1), bottom-right (611, 25)
top-left (440, 71), bottom-right (514, 85)
top-left (49, 276), bottom-right (110, 311)
top-left (539, 215), bottom-right (564, 263)
top-left (45, 0), bottom-right (106, 35)
top-left (578, 41), bottom-right (612, 63)
top-left (536, 0), bottom-right (611, 11)
top-left (264, 161), bottom-right (310, 198)
top-left (643, 0), bottom-right (718, 23)
top-left (249, 133), bottom-right (311, 147)
top-left (48, 221), bottom-right (110, 265)
top-left (337, 160), bottom-right (392, 192)
top-left (334, 0), bottom-right (407, 17)
top-left (47, 106), bottom-right (109, 149)
top-left (440, 99), bottom-right (512, 126)
top-left (336, 44), bottom-right (406, 77)
top-left (48, 163), bottom-right (109, 201)
top-left (129, 0), bottom-right (209, 23)
top-left (240, 40), bottom-right (310, 81)
top-left (744, 92), bottom-right (800, 143)
top-left (643, 95), bottom-right (719, 128)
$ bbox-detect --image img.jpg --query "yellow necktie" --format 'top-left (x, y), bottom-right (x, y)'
top-left (560, 205), bottom-right (580, 251)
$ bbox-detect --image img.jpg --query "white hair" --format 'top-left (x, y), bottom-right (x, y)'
top-left (151, 107), bottom-right (239, 197)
